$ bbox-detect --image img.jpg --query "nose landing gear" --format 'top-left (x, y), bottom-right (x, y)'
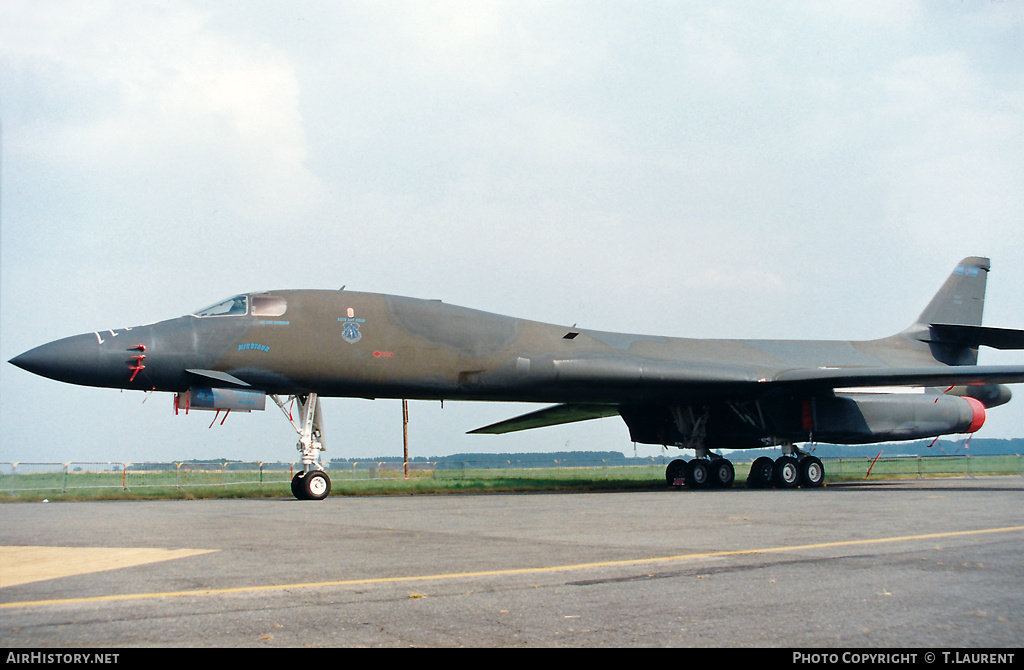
top-left (273, 393), bottom-right (332, 500)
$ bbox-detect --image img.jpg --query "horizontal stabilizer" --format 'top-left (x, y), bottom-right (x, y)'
top-left (186, 369), bottom-right (251, 387)
top-left (469, 403), bottom-right (619, 434)
top-left (927, 324), bottom-right (1024, 350)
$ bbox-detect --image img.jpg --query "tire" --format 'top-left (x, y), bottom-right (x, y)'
top-left (773, 456), bottom-right (800, 489)
top-left (665, 459), bottom-right (686, 486)
top-left (302, 470), bottom-right (332, 500)
top-left (748, 456), bottom-right (775, 488)
top-left (687, 460), bottom-right (710, 489)
top-left (291, 471), bottom-right (309, 500)
top-left (709, 458), bottom-right (734, 488)
top-left (799, 456), bottom-right (825, 488)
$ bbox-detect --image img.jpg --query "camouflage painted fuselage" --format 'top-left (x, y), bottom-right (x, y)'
top-left (10, 257), bottom-right (1024, 449)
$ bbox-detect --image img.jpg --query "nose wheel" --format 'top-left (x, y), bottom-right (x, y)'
top-left (291, 469), bottom-right (332, 500)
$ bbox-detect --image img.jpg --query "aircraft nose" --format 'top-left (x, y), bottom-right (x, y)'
top-left (9, 333), bottom-right (110, 387)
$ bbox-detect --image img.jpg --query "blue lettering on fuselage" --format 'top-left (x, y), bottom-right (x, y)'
top-left (238, 343), bottom-right (271, 352)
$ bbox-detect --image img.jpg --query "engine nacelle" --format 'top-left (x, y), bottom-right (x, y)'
top-left (174, 387), bottom-right (267, 413)
top-left (619, 392), bottom-right (987, 449)
top-left (808, 392), bottom-right (985, 444)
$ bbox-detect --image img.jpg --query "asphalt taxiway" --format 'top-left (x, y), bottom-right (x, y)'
top-left (2, 476), bottom-right (1023, 647)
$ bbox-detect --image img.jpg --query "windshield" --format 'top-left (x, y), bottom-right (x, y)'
top-left (193, 295), bottom-right (248, 317)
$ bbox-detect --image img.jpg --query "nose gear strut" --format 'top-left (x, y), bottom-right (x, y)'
top-left (271, 393), bottom-right (331, 500)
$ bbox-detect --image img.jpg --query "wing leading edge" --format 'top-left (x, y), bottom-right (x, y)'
top-left (469, 403), bottom-right (620, 434)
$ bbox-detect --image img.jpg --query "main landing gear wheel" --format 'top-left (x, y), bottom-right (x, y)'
top-left (773, 456), bottom-right (800, 489)
top-left (684, 460), bottom-right (711, 489)
top-left (747, 456), bottom-right (775, 489)
top-left (292, 470), bottom-right (331, 501)
top-left (665, 459), bottom-right (686, 486)
top-left (799, 456), bottom-right (825, 488)
top-left (708, 458), bottom-right (735, 488)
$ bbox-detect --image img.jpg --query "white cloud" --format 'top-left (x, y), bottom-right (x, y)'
top-left (872, 52), bottom-right (1024, 261)
top-left (878, 52), bottom-right (981, 116)
top-left (803, 0), bottom-right (923, 26)
top-left (2, 1), bottom-right (321, 225)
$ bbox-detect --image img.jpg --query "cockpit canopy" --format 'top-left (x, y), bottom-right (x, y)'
top-left (193, 295), bottom-right (247, 317)
top-left (192, 294), bottom-right (287, 318)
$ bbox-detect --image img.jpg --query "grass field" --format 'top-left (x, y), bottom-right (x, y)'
top-left (1, 454), bottom-right (1021, 502)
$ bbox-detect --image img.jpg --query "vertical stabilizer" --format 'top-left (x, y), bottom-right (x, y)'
top-left (915, 257), bottom-right (989, 327)
top-left (903, 256), bottom-right (991, 367)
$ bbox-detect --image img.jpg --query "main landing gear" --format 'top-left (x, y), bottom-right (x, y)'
top-left (272, 393), bottom-right (332, 500)
top-left (665, 456), bottom-right (735, 489)
top-left (745, 452), bottom-right (824, 489)
top-left (666, 446), bottom-right (825, 490)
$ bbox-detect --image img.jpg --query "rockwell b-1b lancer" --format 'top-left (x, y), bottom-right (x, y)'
top-left (10, 256), bottom-right (1024, 499)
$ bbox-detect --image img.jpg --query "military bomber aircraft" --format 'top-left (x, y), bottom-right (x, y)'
top-left (10, 256), bottom-right (1024, 499)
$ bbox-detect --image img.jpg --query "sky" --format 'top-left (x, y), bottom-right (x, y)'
top-left (1, 0), bottom-right (1023, 465)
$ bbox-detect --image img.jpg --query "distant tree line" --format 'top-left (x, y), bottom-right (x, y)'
top-left (329, 438), bottom-right (1024, 467)
top-left (330, 451), bottom-right (664, 469)
top-left (117, 439), bottom-right (1024, 472)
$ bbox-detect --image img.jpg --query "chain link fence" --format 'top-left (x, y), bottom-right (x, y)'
top-left (1, 453), bottom-right (1021, 496)
top-left (0, 461), bottom-right (297, 495)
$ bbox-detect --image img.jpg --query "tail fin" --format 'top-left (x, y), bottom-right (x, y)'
top-left (914, 256), bottom-right (989, 328)
top-left (895, 256), bottom-right (1024, 405)
top-left (906, 256), bottom-right (1002, 366)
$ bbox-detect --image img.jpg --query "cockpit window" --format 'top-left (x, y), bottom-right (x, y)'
top-left (251, 295), bottom-right (287, 317)
top-left (193, 295), bottom-right (248, 317)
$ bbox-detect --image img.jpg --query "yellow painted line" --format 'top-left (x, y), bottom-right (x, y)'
top-left (0, 547), bottom-right (217, 589)
top-left (2, 526), bottom-right (1021, 610)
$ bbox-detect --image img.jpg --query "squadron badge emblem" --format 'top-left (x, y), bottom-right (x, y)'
top-left (341, 321), bottom-right (362, 343)
top-left (339, 312), bottom-right (365, 344)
